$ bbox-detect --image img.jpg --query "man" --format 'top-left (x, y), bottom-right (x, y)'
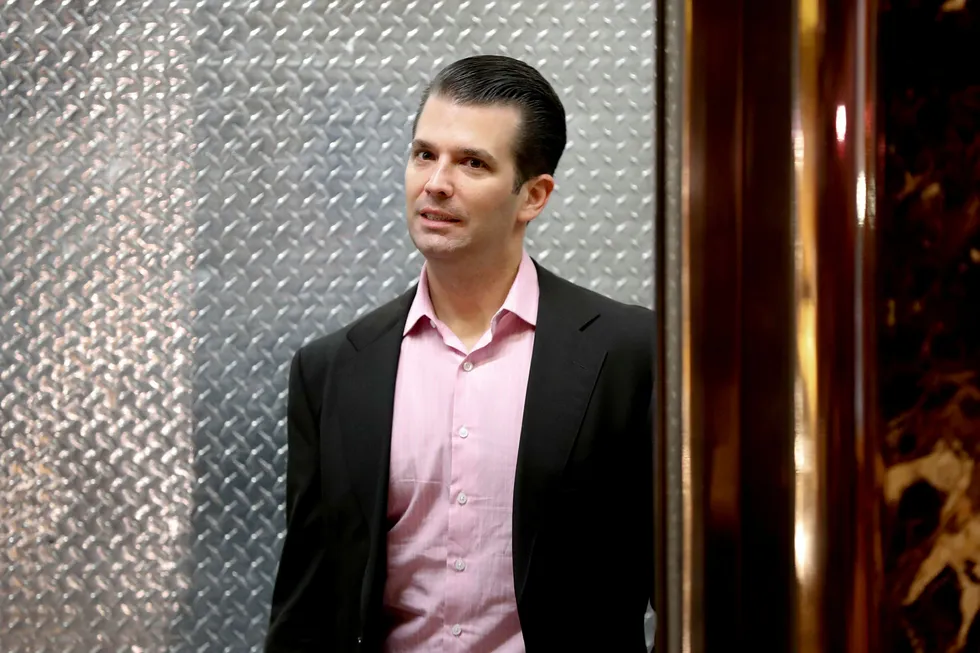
top-left (265, 55), bottom-right (654, 652)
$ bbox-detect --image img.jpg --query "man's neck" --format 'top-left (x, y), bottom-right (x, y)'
top-left (425, 248), bottom-right (523, 348)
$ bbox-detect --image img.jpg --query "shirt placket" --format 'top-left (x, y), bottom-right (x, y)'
top-left (444, 349), bottom-right (482, 646)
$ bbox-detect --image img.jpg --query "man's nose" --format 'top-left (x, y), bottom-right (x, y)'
top-left (423, 162), bottom-right (453, 196)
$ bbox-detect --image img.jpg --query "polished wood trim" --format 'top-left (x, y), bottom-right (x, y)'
top-left (655, 0), bottom-right (881, 649)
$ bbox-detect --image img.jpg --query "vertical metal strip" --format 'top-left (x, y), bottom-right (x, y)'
top-left (792, 0), bottom-right (823, 649)
top-left (655, 0), bottom-right (687, 648)
top-left (793, 0), bottom-right (880, 650)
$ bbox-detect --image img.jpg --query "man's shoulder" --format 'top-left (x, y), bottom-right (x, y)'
top-left (539, 264), bottom-right (654, 335)
top-left (294, 286), bottom-right (417, 368)
top-left (578, 282), bottom-right (653, 323)
top-left (579, 284), bottom-right (654, 352)
top-left (543, 272), bottom-right (655, 376)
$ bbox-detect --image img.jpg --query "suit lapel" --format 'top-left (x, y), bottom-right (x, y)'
top-left (335, 287), bottom-right (415, 632)
top-left (513, 264), bottom-right (607, 604)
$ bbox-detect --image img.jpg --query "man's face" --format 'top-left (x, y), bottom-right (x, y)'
top-left (405, 94), bottom-right (533, 265)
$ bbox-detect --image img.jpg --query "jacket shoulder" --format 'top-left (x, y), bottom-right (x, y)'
top-left (549, 272), bottom-right (654, 349)
top-left (292, 286), bottom-right (416, 392)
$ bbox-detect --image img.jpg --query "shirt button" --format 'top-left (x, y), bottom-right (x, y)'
top-left (462, 361), bottom-right (474, 372)
top-left (451, 624), bottom-right (462, 637)
top-left (457, 492), bottom-right (468, 505)
top-left (458, 426), bottom-right (469, 438)
top-left (454, 558), bottom-right (466, 571)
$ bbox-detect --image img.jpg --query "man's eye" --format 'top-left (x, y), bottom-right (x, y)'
top-left (464, 158), bottom-right (485, 169)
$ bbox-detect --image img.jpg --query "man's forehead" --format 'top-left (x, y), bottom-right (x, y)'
top-left (419, 94), bottom-right (522, 121)
top-left (415, 96), bottom-right (521, 151)
top-left (411, 138), bottom-right (496, 161)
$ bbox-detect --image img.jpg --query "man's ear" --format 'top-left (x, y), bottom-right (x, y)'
top-left (517, 174), bottom-right (556, 226)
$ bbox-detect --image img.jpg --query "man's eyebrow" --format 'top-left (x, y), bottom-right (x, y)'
top-left (460, 147), bottom-right (496, 164)
top-left (410, 140), bottom-right (498, 165)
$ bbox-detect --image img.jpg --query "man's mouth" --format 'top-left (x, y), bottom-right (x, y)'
top-left (420, 211), bottom-right (461, 223)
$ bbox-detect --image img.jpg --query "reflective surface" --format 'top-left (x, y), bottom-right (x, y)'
top-left (0, 2), bottom-right (655, 650)
top-left (657, 0), bottom-right (881, 649)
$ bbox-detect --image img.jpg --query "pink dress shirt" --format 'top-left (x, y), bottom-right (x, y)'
top-left (382, 251), bottom-right (538, 652)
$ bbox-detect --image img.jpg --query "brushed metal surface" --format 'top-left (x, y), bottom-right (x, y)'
top-left (0, 1), bottom-right (655, 651)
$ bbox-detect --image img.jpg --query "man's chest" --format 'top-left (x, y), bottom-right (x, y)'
top-left (386, 327), bottom-right (534, 523)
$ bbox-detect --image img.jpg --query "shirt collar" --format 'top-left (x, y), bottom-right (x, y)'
top-left (403, 250), bottom-right (539, 336)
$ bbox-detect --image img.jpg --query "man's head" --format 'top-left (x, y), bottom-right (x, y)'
top-left (405, 55), bottom-right (567, 267)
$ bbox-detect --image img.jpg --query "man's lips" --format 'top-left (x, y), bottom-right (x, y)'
top-left (418, 209), bottom-right (461, 223)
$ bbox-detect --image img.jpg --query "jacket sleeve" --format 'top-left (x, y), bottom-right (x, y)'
top-left (644, 396), bottom-right (656, 652)
top-left (265, 347), bottom-right (331, 651)
top-left (634, 306), bottom-right (657, 651)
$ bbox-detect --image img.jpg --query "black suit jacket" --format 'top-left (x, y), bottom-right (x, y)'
top-left (265, 261), bottom-right (655, 652)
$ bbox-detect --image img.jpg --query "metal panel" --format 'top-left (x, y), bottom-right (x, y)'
top-left (0, 1), bottom-right (655, 650)
top-left (0, 3), bottom-right (197, 651)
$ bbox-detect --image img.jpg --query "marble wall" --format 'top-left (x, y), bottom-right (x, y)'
top-left (879, 1), bottom-right (980, 651)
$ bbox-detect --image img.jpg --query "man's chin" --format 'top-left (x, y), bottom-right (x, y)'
top-left (411, 235), bottom-right (467, 260)
top-left (418, 246), bottom-right (464, 261)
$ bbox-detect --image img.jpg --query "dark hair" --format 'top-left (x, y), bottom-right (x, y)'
top-left (412, 55), bottom-right (567, 192)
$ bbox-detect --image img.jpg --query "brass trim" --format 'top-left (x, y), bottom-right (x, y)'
top-left (656, 0), bottom-right (881, 649)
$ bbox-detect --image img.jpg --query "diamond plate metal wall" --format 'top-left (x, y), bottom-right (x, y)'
top-left (1, 1), bottom-right (655, 650)
top-left (0, 2), bottom-right (197, 651)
